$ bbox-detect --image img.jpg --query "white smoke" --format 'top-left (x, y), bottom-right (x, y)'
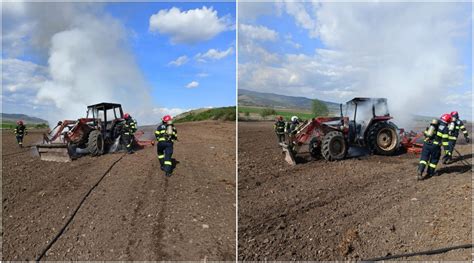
top-left (313, 2), bottom-right (470, 126)
top-left (3, 3), bottom-right (175, 125)
top-left (239, 2), bottom-right (471, 126)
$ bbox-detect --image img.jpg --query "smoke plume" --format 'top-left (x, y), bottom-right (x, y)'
top-left (3, 3), bottom-right (163, 125)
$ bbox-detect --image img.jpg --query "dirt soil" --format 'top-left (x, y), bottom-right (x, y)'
top-left (238, 121), bottom-right (472, 261)
top-left (2, 121), bottom-right (235, 261)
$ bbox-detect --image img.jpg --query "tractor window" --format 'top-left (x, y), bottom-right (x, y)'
top-left (374, 100), bottom-right (390, 116)
top-left (114, 107), bottom-right (121, 119)
top-left (105, 109), bottom-right (115, 122)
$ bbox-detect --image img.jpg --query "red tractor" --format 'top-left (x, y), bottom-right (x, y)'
top-left (283, 98), bottom-right (401, 165)
top-left (36, 102), bottom-right (154, 162)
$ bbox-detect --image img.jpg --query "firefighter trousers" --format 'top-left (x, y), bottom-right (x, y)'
top-left (16, 135), bottom-right (24, 147)
top-left (122, 133), bottom-right (134, 153)
top-left (276, 133), bottom-right (285, 143)
top-left (445, 138), bottom-right (457, 159)
top-left (157, 141), bottom-right (174, 174)
top-left (418, 142), bottom-right (441, 176)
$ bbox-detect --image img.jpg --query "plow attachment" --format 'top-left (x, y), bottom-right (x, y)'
top-left (36, 143), bottom-right (71, 162)
top-left (280, 143), bottom-right (297, 166)
top-left (134, 130), bottom-right (155, 147)
top-left (400, 130), bottom-right (423, 154)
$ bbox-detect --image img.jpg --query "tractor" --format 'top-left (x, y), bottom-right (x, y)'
top-left (282, 97), bottom-right (401, 165)
top-left (36, 102), bottom-right (153, 162)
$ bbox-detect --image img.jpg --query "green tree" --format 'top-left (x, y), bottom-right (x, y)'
top-left (260, 108), bottom-right (277, 118)
top-left (312, 99), bottom-right (329, 117)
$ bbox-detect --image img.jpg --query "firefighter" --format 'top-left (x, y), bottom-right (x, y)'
top-left (122, 113), bottom-right (137, 154)
top-left (288, 116), bottom-right (300, 135)
top-left (417, 114), bottom-right (451, 180)
top-left (155, 115), bottom-right (177, 177)
top-left (274, 116), bottom-right (286, 143)
top-left (442, 111), bottom-right (470, 164)
top-left (14, 120), bottom-right (27, 148)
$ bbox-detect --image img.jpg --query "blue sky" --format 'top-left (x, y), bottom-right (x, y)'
top-left (106, 2), bottom-right (236, 109)
top-left (239, 2), bottom-right (472, 121)
top-left (2, 2), bottom-right (236, 124)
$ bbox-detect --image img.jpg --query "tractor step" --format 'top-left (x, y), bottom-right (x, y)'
top-left (36, 144), bottom-right (72, 162)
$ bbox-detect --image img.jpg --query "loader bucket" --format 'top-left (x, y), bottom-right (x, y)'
top-left (280, 143), bottom-right (296, 166)
top-left (36, 144), bottom-right (72, 162)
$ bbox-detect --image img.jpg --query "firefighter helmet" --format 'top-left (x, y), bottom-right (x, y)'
top-left (450, 111), bottom-right (459, 118)
top-left (162, 115), bottom-right (172, 122)
top-left (291, 116), bottom-right (298, 122)
top-left (16, 120), bottom-right (23, 125)
top-left (440, 113), bottom-right (452, 123)
top-left (124, 113), bottom-right (130, 119)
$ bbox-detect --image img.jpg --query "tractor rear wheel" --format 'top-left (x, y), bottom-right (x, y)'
top-left (367, 122), bottom-right (399, 155)
top-left (87, 130), bottom-right (104, 156)
top-left (321, 131), bottom-right (347, 161)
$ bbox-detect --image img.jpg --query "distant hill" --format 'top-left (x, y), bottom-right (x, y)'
top-left (174, 106), bottom-right (236, 123)
top-left (2, 113), bottom-right (48, 124)
top-left (238, 89), bottom-right (340, 114)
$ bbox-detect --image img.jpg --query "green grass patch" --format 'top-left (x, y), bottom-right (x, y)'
top-left (238, 106), bottom-right (314, 120)
top-left (175, 106), bottom-right (236, 123)
top-left (1, 121), bottom-right (49, 130)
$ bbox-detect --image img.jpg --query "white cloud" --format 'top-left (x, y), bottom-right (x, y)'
top-left (1, 58), bottom-right (49, 93)
top-left (197, 73), bottom-right (209, 77)
top-left (195, 47), bottom-right (234, 62)
top-left (239, 24), bottom-right (278, 42)
top-left (152, 107), bottom-right (188, 119)
top-left (283, 2), bottom-right (319, 38)
top-left (240, 2), bottom-right (472, 124)
top-left (168, 55), bottom-right (189, 66)
top-left (238, 2), bottom-right (277, 22)
top-left (149, 6), bottom-right (232, 44)
top-left (1, 3), bottom-right (158, 125)
top-left (185, 81), bottom-right (199, 88)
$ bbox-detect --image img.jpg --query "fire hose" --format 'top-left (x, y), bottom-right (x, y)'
top-left (2, 149), bottom-right (31, 157)
top-left (363, 243), bottom-right (473, 261)
top-left (453, 148), bottom-right (471, 167)
top-left (35, 153), bottom-right (126, 261)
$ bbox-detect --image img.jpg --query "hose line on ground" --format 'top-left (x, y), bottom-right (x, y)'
top-left (363, 243), bottom-right (473, 261)
top-left (2, 148), bottom-right (31, 157)
top-left (35, 153), bottom-right (126, 262)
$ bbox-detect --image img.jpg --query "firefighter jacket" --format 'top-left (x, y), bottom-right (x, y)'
top-left (288, 120), bottom-right (300, 135)
top-left (14, 125), bottom-right (27, 136)
top-left (155, 123), bottom-right (177, 143)
top-left (123, 118), bottom-right (137, 135)
top-left (423, 119), bottom-right (449, 147)
top-left (450, 119), bottom-right (468, 139)
top-left (274, 120), bottom-right (285, 135)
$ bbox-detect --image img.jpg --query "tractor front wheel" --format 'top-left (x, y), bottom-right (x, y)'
top-left (87, 130), bottom-right (104, 156)
top-left (367, 122), bottom-right (399, 155)
top-left (321, 131), bottom-right (347, 161)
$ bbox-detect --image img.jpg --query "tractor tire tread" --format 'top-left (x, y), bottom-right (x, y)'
top-left (321, 131), bottom-right (347, 161)
top-left (87, 130), bottom-right (104, 156)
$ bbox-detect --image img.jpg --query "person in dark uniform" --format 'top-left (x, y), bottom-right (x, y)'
top-left (443, 111), bottom-right (470, 164)
top-left (274, 116), bottom-right (286, 143)
top-left (155, 115), bottom-right (177, 177)
top-left (417, 114), bottom-right (451, 180)
top-left (122, 113), bottom-right (137, 154)
top-left (14, 120), bottom-right (27, 148)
